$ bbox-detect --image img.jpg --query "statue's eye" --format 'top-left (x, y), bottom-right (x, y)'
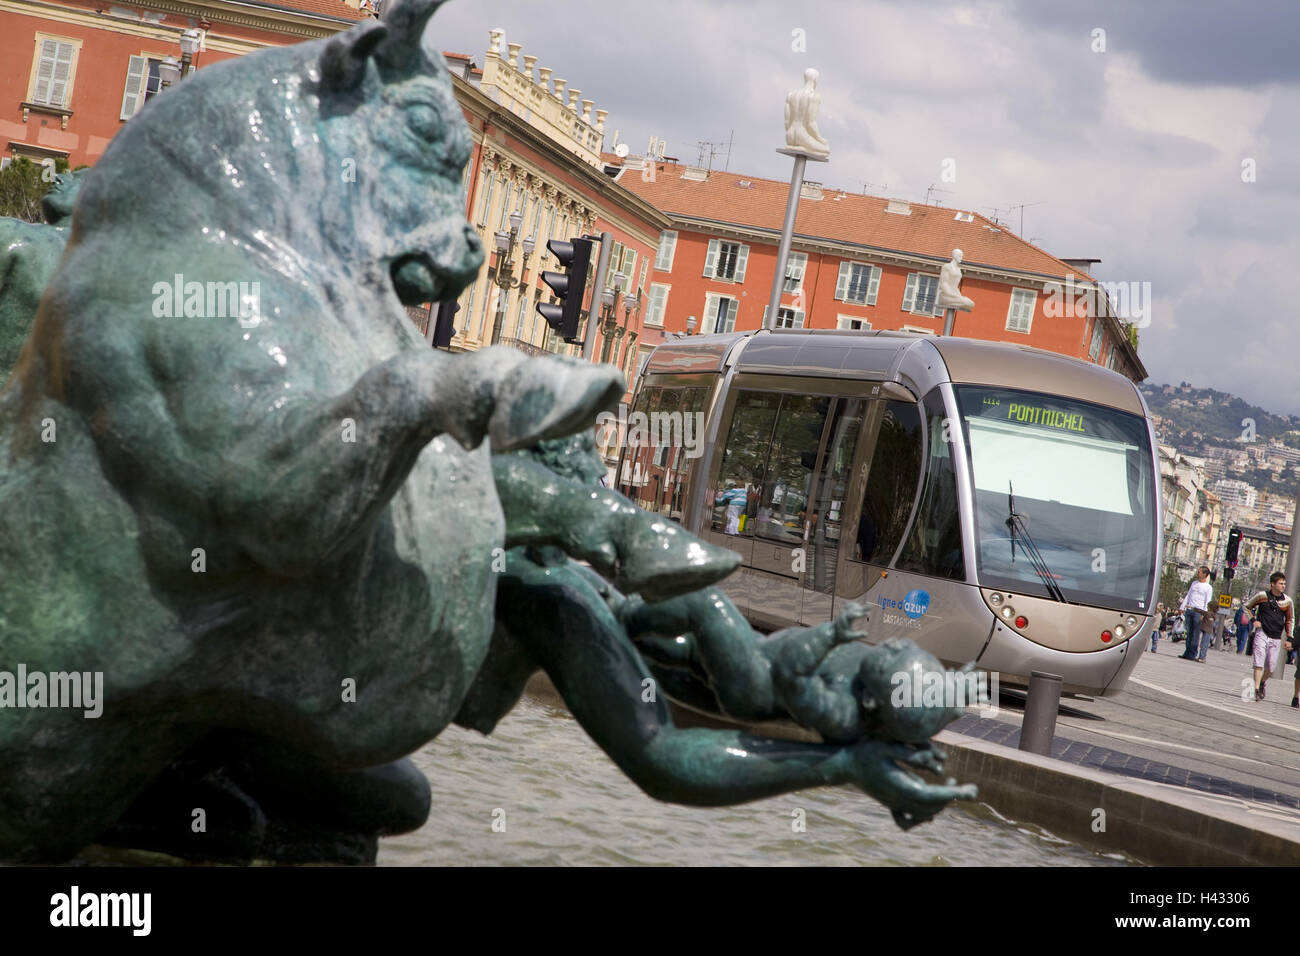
top-left (406, 104), bottom-right (441, 140)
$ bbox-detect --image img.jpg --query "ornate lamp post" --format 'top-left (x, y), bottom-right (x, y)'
top-left (487, 209), bottom-right (535, 346)
top-left (179, 28), bottom-right (203, 76)
top-left (157, 56), bottom-right (182, 90)
top-left (597, 273), bottom-right (627, 363)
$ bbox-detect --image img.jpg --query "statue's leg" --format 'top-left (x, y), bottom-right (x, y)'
top-left (619, 588), bottom-right (776, 719)
top-left (500, 556), bottom-right (974, 820)
top-left (210, 348), bottom-right (622, 576)
top-left (492, 455), bottom-right (740, 601)
top-left (99, 732), bottom-right (431, 864)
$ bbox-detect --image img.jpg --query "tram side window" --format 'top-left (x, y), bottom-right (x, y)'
top-left (897, 391), bottom-right (965, 579)
top-left (648, 386), bottom-right (708, 521)
top-left (713, 391), bottom-right (780, 536)
top-left (754, 396), bottom-right (830, 545)
top-left (669, 387), bottom-right (709, 523)
top-left (806, 398), bottom-right (867, 590)
top-left (853, 400), bottom-right (923, 565)
top-left (619, 386), bottom-right (660, 509)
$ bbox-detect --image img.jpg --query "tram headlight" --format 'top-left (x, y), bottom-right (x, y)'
top-left (1114, 625), bottom-right (1126, 639)
top-left (1001, 606), bottom-right (1014, 619)
top-left (990, 593), bottom-right (1003, 607)
top-left (1126, 616), bottom-right (1137, 627)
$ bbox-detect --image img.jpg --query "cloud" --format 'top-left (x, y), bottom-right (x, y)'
top-left (429, 0), bottom-right (1300, 411)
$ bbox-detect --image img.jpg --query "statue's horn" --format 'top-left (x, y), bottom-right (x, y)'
top-left (320, 18), bottom-right (389, 91)
top-left (374, 0), bottom-right (449, 74)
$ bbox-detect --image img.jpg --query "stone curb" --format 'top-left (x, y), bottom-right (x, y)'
top-left (936, 730), bottom-right (1300, 867)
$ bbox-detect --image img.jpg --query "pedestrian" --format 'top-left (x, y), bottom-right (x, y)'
top-left (1177, 565), bottom-right (1214, 663)
top-left (1236, 604), bottom-right (1252, 654)
top-left (1244, 572), bottom-right (1294, 702)
top-left (1151, 602), bottom-right (1166, 653)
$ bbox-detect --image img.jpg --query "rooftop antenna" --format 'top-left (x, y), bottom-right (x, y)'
top-left (860, 180), bottom-right (888, 196)
top-left (693, 138), bottom-right (728, 171)
top-left (924, 184), bottom-right (953, 206)
top-left (1007, 201), bottom-right (1045, 236)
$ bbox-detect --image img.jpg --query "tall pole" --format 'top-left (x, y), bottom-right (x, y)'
top-left (765, 152), bottom-right (809, 329)
top-left (583, 231), bottom-right (613, 360)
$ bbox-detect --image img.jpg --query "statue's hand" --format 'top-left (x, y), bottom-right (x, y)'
top-left (840, 739), bottom-right (976, 830)
top-left (831, 602), bottom-right (869, 645)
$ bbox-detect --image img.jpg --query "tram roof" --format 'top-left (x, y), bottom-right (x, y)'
top-left (643, 329), bottom-right (1145, 416)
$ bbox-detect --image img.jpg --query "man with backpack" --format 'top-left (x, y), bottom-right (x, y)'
top-left (1244, 572), bottom-right (1294, 703)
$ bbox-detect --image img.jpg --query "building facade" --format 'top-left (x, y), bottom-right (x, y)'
top-left (608, 157), bottom-right (1145, 383)
top-left (1, 0), bottom-right (367, 169)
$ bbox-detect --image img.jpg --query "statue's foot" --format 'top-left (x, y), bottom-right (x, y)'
top-left (842, 739), bottom-right (976, 830)
top-left (438, 348), bottom-right (623, 454)
top-left (98, 735), bottom-right (430, 864)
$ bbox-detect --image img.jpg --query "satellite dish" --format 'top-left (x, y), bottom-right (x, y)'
top-left (614, 143), bottom-right (630, 159)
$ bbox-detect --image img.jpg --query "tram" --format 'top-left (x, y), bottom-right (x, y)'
top-left (614, 329), bottom-right (1161, 698)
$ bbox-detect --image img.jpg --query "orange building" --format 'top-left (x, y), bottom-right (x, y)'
top-left (607, 156), bottom-right (1145, 382)
top-left (0, 0), bottom-right (366, 169)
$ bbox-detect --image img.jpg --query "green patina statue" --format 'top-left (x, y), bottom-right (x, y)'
top-left (0, 0), bottom-right (974, 864)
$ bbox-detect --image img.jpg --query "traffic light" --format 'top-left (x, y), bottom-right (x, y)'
top-left (1224, 566), bottom-right (1235, 582)
top-left (1225, 527), bottom-right (1242, 567)
top-left (431, 299), bottom-right (460, 349)
top-left (537, 237), bottom-right (593, 343)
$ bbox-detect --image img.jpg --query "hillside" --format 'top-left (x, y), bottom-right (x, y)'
top-left (1142, 382), bottom-right (1300, 498)
top-left (1141, 383), bottom-right (1300, 444)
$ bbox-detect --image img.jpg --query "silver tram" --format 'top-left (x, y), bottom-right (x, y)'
top-left (614, 329), bottom-right (1162, 697)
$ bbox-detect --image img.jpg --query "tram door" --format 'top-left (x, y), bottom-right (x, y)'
top-left (799, 397), bottom-right (869, 626)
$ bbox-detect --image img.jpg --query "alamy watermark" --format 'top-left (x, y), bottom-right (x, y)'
top-left (151, 273), bottom-right (260, 327)
top-left (596, 407), bottom-right (706, 459)
top-left (890, 667), bottom-right (998, 718)
top-left (1043, 273), bottom-right (1152, 328)
top-left (0, 664), bottom-right (103, 718)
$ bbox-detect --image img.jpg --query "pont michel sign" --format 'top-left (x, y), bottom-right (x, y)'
top-left (0, 0), bottom-right (974, 863)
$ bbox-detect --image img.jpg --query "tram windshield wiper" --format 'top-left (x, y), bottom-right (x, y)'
top-left (1006, 483), bottom-right (1066, 603)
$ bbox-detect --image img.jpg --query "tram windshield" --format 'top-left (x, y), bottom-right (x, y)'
top-left (956, 385), bottom-right (1157, 613)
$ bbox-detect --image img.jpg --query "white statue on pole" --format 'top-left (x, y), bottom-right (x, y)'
top-left (937, 248), bottom-right (974, 311)
top-left (784, 68), bottom-right (830, 158)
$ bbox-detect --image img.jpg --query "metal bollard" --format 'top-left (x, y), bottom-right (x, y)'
top-left (1019, 671), bottom-right (1062, 757)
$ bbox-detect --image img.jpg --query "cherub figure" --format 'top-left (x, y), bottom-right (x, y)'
top-left (623, 595), bottom-right (969, 745)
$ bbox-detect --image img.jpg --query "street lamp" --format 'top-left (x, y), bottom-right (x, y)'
top-left (157, 56), bottom-right (182, 90)
top-left (597, 273), bottom-right (627, 363)
top-left (487, 209), bottom-right (533, 346)
top-left (179, 29), bottom-right (203, 76)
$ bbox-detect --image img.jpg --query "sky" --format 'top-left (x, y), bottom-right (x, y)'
top-left (427, 0), bottom-right (1298, 413)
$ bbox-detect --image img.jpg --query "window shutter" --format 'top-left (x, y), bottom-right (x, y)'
top-left (793, 309), bottom-right (805, 328)
top-left (704, 239), bottom-right (719, 278)
top-left (33, 40), bottom-right (58, 104)
top-left (835, 261), bottom-right (851, 300)
top-left (902, 273), bottom-right (918, 312)
top-left (656, 231), bottom-right (677, 271)
top-left (120, 55), bottom-right (147, 119)
top-left (732, 243), bottom-right (749, 283)
top-left (49, 42), bottom-right (74, 107)
top-left (703, 294), bottom-right (720, 334)
top-left (867, 266), bottom-right (882, 305)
